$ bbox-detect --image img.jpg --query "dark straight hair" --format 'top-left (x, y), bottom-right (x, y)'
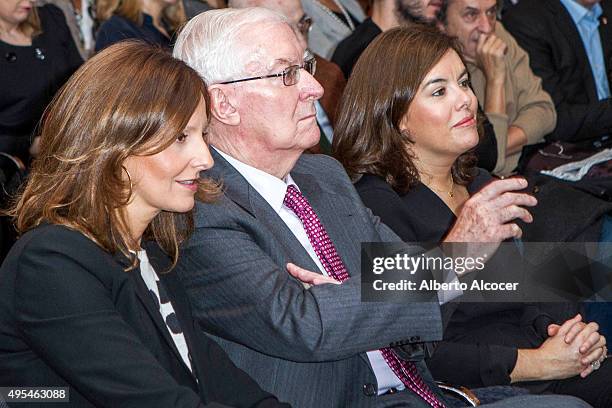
top-left (333, 24), bottom-right (477, 193)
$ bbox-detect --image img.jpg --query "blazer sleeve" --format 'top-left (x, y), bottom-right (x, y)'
top-left (176, 214), bottom-right (443, 363)
top-left (13, 231), bottom-right (207, 408)
top-left (503, 13), bottom-right (612, 142)
top-left (426, 341), bottom-right (518, 388)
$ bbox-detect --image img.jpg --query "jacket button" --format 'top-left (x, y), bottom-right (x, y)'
top-left (363, 383), bottom-right (377, 397)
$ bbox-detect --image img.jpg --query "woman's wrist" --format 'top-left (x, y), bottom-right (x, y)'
top-left (510, 348), bottom-right (544, 383)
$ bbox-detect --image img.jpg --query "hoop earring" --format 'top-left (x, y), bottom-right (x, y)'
top-left (121, 165), bottom-right (133, 199)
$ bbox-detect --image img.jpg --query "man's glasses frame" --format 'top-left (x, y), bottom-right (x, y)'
top-left (219, 56), bottom-right (317, 87)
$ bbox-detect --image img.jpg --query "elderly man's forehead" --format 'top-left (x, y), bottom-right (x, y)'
top-left (235, 21), bottom-right (303, 73)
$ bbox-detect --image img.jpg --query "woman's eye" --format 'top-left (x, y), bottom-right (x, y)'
top-left (432, 88), bottom-right (446, 97)
top-left (177, 133), bottom-right (188, 143)
top-left (460, 78), bottom-right (471, 88)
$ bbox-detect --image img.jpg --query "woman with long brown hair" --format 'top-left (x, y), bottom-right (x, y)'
top-left (333, 25), bottom-right (610, 407)
top-left (0, 41), bottom-right (289, 408)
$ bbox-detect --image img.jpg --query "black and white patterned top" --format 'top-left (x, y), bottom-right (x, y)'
top-left (137, 250), bottom-right (192, 372)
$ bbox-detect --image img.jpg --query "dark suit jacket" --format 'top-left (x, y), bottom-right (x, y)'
top-left (355, 170), bottom-right (559, 388)
top-left (0, 224), bottom-right (289, 408)
top-left (503, 0), bottom-right (612, 142)
top-left (176, 151), bottom-right (446, 408)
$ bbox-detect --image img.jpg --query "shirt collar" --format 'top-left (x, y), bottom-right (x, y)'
top-left (214, 147), bottom-right (299, 213)
top-left (560, 0), bottom-right (603, 25)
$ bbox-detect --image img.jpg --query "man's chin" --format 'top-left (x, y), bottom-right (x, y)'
top-left (302, 127), bottom-right (321, 150)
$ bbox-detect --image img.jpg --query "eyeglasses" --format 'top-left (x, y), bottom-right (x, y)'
top-left (219, 56), bottom-right (317, 87)
top-left (296, 14), bottom-right (313, 36)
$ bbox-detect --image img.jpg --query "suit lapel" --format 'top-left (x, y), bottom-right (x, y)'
top-left (208, 150), bottom-right (322, 276)
top-left (128, 247), bottom-right (195, 379)
top-left (548, 0), bottom-right (599, 101)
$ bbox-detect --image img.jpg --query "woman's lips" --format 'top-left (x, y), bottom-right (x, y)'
top-left (176, 180), bottom-right (198, 191)
top-left (453, 116), bottom-right (476, 128)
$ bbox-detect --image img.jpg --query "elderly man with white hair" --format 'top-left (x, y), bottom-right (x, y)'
top-left (228, 0), bottom-right (347, 152)
top-left (172, 7), bottom-right (588, 408)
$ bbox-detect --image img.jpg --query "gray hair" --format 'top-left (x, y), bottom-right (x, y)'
top-left (173, 7), bottom-right (289, 84)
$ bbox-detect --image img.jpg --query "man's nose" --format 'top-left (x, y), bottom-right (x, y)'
top-left (477, 13), bottom-right (493, 34)
top-left (300, 69), bottom-right (324, 101)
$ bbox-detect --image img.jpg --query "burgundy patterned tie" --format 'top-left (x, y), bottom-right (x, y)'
top-left (283, 185), bottom-right (445, 407)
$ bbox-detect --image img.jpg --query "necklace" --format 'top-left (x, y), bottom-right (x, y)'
top-left (428, 175), bottom-right (455, 199)
top-left (313, 0), bottom-right (356, 32)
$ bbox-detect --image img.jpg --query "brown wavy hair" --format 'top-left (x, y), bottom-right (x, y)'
top-left (333, 24), bottom-right (478, 194)
top-left (8, 41), bottom-right (218, 269)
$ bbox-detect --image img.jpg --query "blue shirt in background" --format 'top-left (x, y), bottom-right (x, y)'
top-left (560, 0), bottom-right (611, 100)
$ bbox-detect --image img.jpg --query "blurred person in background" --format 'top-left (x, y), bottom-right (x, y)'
top-left (40, 0), bottom-right (96, 59)
top-left (437, 0), bottom-right (556, 177)
top-left (301, 0), bottom-right (365, 58)
top-left (95, 0), bottom-right (186, 50)
top-left (0, 0), bottom-right (82, 163)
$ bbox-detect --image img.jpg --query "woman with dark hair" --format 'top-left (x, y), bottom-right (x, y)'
top-left (0, 0), bottom-right (82, 162)
top-left (0, 41), bottom-right (289, 408)
top-left (333, 25), bottom-right (610, 407)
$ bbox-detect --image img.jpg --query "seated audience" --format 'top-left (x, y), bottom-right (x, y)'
top-left (333, 24), bottom-right (611, 408)
top-left (228, 0), bottom-right (346, 151)
top-left (172, 7), bottom-right (588, 408)
top-left (332, 0), bottom-right (440, 77)
top-left (503, 0), bottom-right (612, 146)
top-left (0, 1), bottom-right (82, 163)
top-left (95, 0), bottom-right (185, 50)
top-left (0, 41), bottom-right (290, 408)
top-left (437, 0), bottom-right (556, 176)
top-left (301, 0), bottom-right (365, 58)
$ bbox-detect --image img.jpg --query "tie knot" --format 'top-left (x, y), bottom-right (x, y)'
top-left (284, 184), bottom-right (308, 215)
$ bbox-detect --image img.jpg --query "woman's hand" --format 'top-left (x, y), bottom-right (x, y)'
top-left (443, 178), bottom-right (537, 276)
top-left (548, 316), bottom-right (607, 378)
top-left (511, 314), bottom-right (606, 382)
top-left (286, 263), bottom-right (340, 286)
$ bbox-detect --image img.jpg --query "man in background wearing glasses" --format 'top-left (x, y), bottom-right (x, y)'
top-left (171, 7), bottom-right (572, 408)
top-left (229, 0), bottom-right (348, 153)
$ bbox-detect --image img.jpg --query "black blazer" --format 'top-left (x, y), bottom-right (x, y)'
top-left (0, 224), bottom-right (290, 408)
top-left (354, 171), bottom-right (555, 388)
top-left (503, 0), bottom-right (612, 143)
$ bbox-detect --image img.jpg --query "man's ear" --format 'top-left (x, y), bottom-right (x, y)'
top-left (208, 85), bottom-right (240, 126)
